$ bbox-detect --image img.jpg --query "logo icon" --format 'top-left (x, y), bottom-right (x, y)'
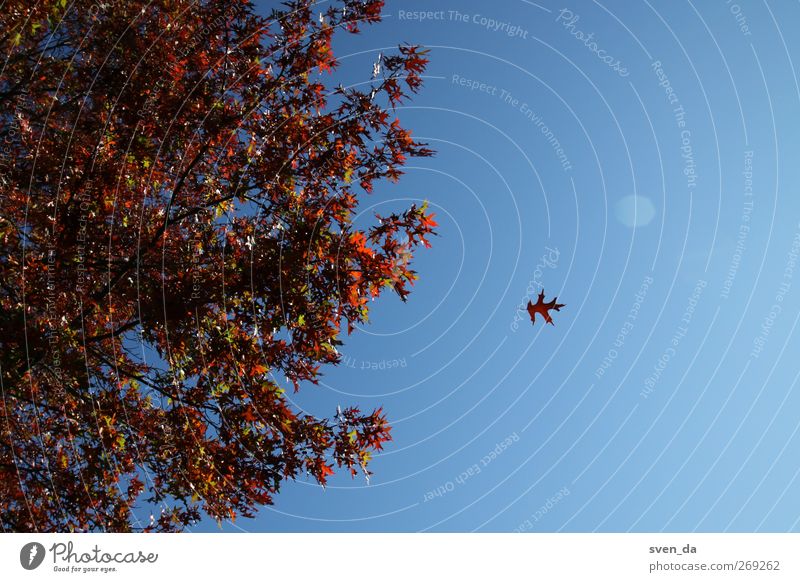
top-left (20, 542), bottom-right (46, 570)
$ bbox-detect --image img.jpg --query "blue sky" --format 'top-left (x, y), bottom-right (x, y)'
top-left (193, 0), bottom-right (800, 532)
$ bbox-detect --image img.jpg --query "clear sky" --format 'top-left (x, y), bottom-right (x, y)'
top-left (193, 0), bottom-right (800, 532)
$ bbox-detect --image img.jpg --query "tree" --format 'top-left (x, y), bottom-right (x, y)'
top-left (0, 0), bottom-right (436, 532)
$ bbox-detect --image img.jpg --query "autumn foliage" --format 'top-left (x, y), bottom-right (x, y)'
top-left (0, 0), bottom-right (436, 531)
top-left (526, 290), bottom-right (565, 326)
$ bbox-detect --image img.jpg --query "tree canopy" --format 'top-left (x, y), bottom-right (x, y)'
top-left (0, 0), bottom-right (436, 531)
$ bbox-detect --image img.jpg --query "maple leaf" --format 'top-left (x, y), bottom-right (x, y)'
top-left (320, 463), bottom-right (335, 479)
top-left (526, 290), bottom-right (565, 326)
